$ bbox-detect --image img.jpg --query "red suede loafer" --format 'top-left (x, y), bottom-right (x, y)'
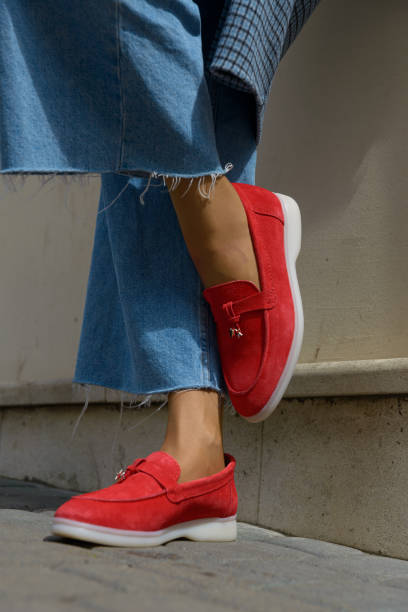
top-left (52, 451), bottom-right (237, 546)
top-left (203, 183), bottom-right (304, 422)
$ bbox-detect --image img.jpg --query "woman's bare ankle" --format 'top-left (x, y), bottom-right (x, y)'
top-left (160, 389), bottom-right (225, 483)
top-left (160, 438), bottom-right (225, 483)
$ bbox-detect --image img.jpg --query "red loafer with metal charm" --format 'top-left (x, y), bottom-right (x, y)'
top-left (52, 451), bottom-right (237, 547)
top-left (203, 183), bottom-right (304, 422)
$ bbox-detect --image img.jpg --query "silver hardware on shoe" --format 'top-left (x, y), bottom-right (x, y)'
top-left (229, 326), bottom-right (244, 338)
top-left (115, 468), bottom-right (127, 482)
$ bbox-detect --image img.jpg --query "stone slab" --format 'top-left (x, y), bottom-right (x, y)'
top-left (1, 478), bottom-right (408, 612)
top-left (0, 403), bottom-right (262, 524)
top-left (1, 357), bottom-right (408, 407)
top-left (3, 395), bottom-right (408, 559)
top-left (259, 395), bottom-right (408, 559)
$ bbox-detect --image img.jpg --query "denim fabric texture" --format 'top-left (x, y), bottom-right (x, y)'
top-left (0, 0), bottom-right (229, 183)
top-left (73, 68), bottom-right (257, 403)
top-left (0, 0), bottom-right (321, 177)
top-left (71, 2), bottom-right (257, 406)
top-left (0, 1), bottom-right (319, 409)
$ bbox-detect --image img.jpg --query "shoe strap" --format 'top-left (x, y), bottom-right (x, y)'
top-left (133, 462), bottom-right (176, 490)
top-left (114, 458), bottom-right (144, 483)
top-left (222, 288), bottom-right (277, 323)
top-left (115, 459), bottom-right (176, 489)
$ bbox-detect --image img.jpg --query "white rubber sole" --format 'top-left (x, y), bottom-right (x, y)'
top-left (245, 193), bottom-right (304, 423)
top-left (52, 514), bottom-right (237, 547)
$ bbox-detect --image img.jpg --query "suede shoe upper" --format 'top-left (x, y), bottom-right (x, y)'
top-left (203, 183), bottom-right (296, 419)
top-left (54, 451), bottom-right (237, 531)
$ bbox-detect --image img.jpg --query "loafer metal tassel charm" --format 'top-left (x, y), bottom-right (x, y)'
top-left (229, 325), bottom-right (243, 338)
top-left (114, 468), bottom-right (127, 482)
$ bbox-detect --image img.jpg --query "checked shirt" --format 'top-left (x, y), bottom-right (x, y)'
top-left (206, 0), bottom-right (322, 144)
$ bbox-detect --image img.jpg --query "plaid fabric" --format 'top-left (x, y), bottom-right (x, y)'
top-left (206, 0), bottom-right (322, 143)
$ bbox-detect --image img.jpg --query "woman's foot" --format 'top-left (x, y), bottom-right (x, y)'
top-left (51, 388), bottom-right (237, 546)
top-left (203, 185), bottom-right (304, 421)
top-left (52, 451), bottom-right (238, 547)
top-left (160, 389), bottom-right (225, 483)
top-left (167, 176), bottom-right (304, 422)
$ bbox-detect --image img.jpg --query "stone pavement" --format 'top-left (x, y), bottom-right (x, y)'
top-left (1, 477), bottom-right (408, 612)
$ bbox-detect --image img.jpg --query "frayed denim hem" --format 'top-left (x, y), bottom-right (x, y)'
top-left (135, 162), bottom-right (234, 205)
top-left (98, 161), bottom-right (234, 212)
top-left (70, 381), bottom-right (234, 443)
top-left (0, 162), bottom-right (234, 212)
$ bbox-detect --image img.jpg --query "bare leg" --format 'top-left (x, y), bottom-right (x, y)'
top-left (159, 175), bottom-right (259, 482)
top-left (160, 389), bottom-right (225, 483)
top-left (165, 175), bottom-right (260, 290)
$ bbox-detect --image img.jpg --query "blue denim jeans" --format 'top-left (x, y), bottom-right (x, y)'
top-left (0, 0), bottom-right (258, 404)
top-left (73, 75), bottom-right (257, 402)
top-left (0, 0), bottom-right (231, 188)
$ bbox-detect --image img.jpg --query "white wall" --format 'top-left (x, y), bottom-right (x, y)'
top-left (0, 0), bottom-right (407, 386)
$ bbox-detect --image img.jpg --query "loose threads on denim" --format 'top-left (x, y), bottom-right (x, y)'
top-left (110, 393), bottom-right (125, 464)
top-left (97, 178), bottom-right (131, 215)
top-left (71, 385), bottom-right (168, 447)
top-left (168, 176), bottom-right (182, 191)
top-left (125, 396), bottom-right (168, 431)
top-left (138, 162), bottom-right (234, 205)
top-left (138, 171), bottom-right (156, 205)
top-left (197, 162), bottom-right (234, 200)
top-left (70, 383), bottom-right (91, 441)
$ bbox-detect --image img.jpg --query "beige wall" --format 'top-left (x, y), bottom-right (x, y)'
top-left (0, 177), bottom-right (99, 383)
top-left (0, 0), bottom-right (407, 386)
top-left (257, 0), bottom-right (408, 363)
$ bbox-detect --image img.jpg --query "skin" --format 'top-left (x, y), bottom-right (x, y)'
top-left (159, 175), bottom-right (260, 483)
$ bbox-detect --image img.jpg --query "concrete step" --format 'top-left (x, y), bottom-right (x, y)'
top-left (1, 392), bottom-right (408, 559)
